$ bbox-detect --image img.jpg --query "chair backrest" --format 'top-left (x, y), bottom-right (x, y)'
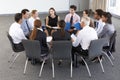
top-left (88, 38), bottom-right (108, 60)
top-left (109, 31), bottom-right (116, 51)
top-left (51, 41), bottom-right (72, 60)
top-left (7, 32), bottom-right (18, 52)
top-left (22, 40), bottom-right (41, 59)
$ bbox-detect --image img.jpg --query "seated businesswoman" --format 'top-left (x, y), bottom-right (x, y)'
top-left (30, 19), bottom-right (49, 58)
top-left (45, 7), bottom-right (60, 36)
top-left (98, 12), bottom-right (115, 38)
top-left (82, 10), bottom-right (94, 27)
top-left (29, 10), bottom-right (40, 29)
top-left (52, 20), bottom-right (71, 41)
top-left (52, 20), bottom-right (71, 65)
top-left (29, 10), bottom-right (48, 36)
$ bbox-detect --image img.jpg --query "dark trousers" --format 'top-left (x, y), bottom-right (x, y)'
top-left (46, 27), bottom-right (52, 36)
top-left (14, 43), bottom-right (24, 51)
top-left (71, 45), bottom-right (88, 62)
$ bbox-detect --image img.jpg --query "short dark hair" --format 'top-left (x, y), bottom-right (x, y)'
top-left (102, 12), bottom-right (112, 24)
top-left (58, 20), bottom-right (65, 28)
top-left (95, 9), bottom-right (103, 17)
top-left (21, 9), bottom-right (29, 15)
top-left (70, 5), bottom-right (77, 10)
top-left (14, 13), bottom-right (22, 22)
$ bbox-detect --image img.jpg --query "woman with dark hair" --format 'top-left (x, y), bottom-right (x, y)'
top-left (82, 10), bottom-right (94, 27)
top-left (30, 19), bottom-right (49, 57)
top-left (52, 20), bottom-right (71, 65)
top-left (46, 7), bottom-right (60, 36)
top-left (99, 12), bottom-right (115, 38)
top-left (52, 20), bottom-right (71, 41)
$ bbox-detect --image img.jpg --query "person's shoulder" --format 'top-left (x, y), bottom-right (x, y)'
top-left (9, 22), bottom-right (15, 29)
top-left (89, 26), bottom-right (95, 30)
top-left (106, 23), bottom-right (113, 26)
top-left (13, 22), bottom-right (21, 27)
top-left (47, 15), bottom-right (51, 18)
top-left (106, 23), bottom-right (115, 29)
top-left (46, 16), bottom-right (49, 19)
top-left (37, 17), bottom-right (40, 20)
top-left (36, 29), bottom-right (42, 34)
top-left (37, 30), bottom-right (46, 36)
top-left (56, 15), bottom-right (60, 19)
top-left (29, 17), bottom-right (33, 21)
top-left (29, 17), bottom-right (32, 19)
top-left (21, 20), bottom-right (26, 25)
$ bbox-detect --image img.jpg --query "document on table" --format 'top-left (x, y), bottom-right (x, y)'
top-left (52, 26), bottom-right (59, 29)
top-left (71, 34), bottom-right (77, 41)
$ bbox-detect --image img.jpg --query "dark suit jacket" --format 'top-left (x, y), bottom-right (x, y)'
top-left (52, 29), bottom-right (71, 41)
top-left (98, 23), bottom-right (115, 38)
top-left (35, 29), bottom-right (49, 55)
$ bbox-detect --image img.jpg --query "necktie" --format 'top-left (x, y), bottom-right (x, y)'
top-left (70, 15), bottom-right (73, 26)
top-left (94, 21), bottom-right (99, 28)
top-left (96, 22), bottom-right (99, 28)
top-left (26, 20), bottom-right (30, 32)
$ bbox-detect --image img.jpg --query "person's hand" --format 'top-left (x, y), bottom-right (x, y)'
top-left (68, 29), bottom-right (74, 33)
top-left (71, 38), bottom-right (74, 42)
top-left (48, 26), bottom-right (52, 29)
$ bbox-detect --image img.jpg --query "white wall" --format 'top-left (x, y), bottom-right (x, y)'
top-left (70, 0), bottom-right (89, 11)
top-left (0, 0), bottom-right (89, 14)
top-left (0, 0), bottom-right (69, 14)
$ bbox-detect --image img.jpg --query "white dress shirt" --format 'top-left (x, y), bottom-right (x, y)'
top-left (9, 22), bottom-right (27, 44)
top-left (72, 26), bottom-right (98, 50)
top-left (65, 13), bottom-right (80, 25)
top-left (29, 17), bottom-right (40, 29)
top-left (95, 19), bottom-right (105, 36)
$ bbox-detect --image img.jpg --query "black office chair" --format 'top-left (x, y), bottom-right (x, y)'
top-left (103, 31), bottom-right (116, 60)
top-left (7, 32), bottom-right (24, 68)
top-left (75, 38), bottom-right (114, 77)
top-left (22, 40), bottom-right (50, 77)
top-left (51, 41), bottom-right (72, 78)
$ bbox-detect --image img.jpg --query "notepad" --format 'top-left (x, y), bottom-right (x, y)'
top-left (47, 36), bottom-right (52, 42)
top-left (71, 34), bottom-right (77, 41)
top-left (52, 27), bottom-right (59, 29)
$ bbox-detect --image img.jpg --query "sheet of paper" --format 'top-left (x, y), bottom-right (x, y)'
top-left (52, 27), bottom-right (59, 29)
top-left (71, 34), bottom-right (77, 41)
top-left (47, 36), bottom-right (52, 42)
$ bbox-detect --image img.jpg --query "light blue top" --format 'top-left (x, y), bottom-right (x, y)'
top-left (21, 19), bottom-right (32, 36)
top-left (98, 23), bottom-right (115, 38)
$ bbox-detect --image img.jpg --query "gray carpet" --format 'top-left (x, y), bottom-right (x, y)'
top-left (0, 13), bottom-right (120, 80)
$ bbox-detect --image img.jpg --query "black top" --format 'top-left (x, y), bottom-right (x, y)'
top-left (35, 29), bottom-right (49, 55)
top-left (48, 15), bottom-right (58, 27)
top-left (52, 29), bottom-right (71, 41)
